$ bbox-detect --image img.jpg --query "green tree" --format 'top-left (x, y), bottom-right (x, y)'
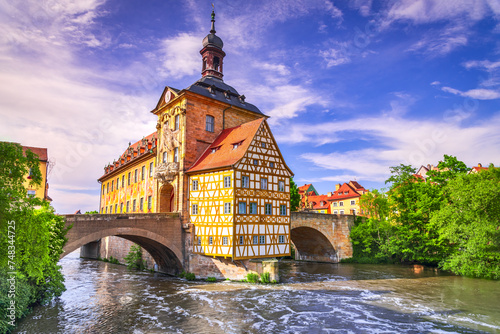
top-left (426, 154), bottom-right (469, 186)
top-left (431, 166), bottom-right (500, 279)
top-left (385, 164), bottom-right (448, 264)
top-left (0, 142), bottom-right (69, 332)
top-left (124, 245), bottom-right (146, 271)
top-left (290, 177), bottom-right (300, 212)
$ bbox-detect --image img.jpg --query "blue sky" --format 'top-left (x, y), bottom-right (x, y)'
top-left (1, 0), bottom-right (499, 213)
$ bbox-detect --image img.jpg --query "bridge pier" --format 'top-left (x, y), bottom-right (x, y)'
top-left (80, 240), bottom-right (101, 259)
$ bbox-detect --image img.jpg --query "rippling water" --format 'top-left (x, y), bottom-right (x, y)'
top-left (14, 252), bottom-right (500, 333)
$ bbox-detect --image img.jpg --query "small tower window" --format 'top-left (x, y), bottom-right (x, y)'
top-left (202, 57), bottom-right (207, 71)
top-left (206, 115), bottom-right (215, 132)
top-left (214, 56), bottom-right (220, 71)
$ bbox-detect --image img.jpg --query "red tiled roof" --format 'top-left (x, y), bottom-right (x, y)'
top-left (298, 184), bottom-right (312, 192)
top-left (328, 182), bottom-right (363, 201)
top-left (471, 166), bottom-right (489, 172)
top-left (99, 132), bottom-right (157, 180)
top-left (22, 146), bottom-right (48, 162)
top-left (307, 194), bottom-right (331, 210)
top-left (187, 118), bottom-right (265, 173)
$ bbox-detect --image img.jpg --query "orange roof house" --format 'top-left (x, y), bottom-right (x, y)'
top-left (327, 181), bottom-right (368, 215)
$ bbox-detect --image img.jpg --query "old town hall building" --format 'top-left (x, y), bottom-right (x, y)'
top-left (98, 11), bottom-right (293, 260)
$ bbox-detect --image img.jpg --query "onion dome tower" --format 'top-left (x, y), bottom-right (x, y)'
top-left (200, 9), bottom-right (226, 79)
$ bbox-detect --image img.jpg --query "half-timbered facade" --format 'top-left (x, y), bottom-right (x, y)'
top-left (188, 118), bottom-right (293, 259)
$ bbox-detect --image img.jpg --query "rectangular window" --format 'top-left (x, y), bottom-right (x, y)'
top-left (340, 210), bottom-right (344, 214)
top-left (340, 201), bottom-right (344, 207)
top-left (115, 204), bottom-right (117, 213)
top-left (209, 236), bottom-right (213, 245)
top-left (162, 151), bottom-right (167, 163)
top-left (259, 235), bottom-right (266, 244)
top-left (128, 172), bottom-right (131, 186)
top-left (140, 198), bottom-right (144, 212)
top-left (174, 114), bottom-right (179, 130)
top-left (120, 203), bottom-right (124, 213)
top-left (350, 200), bottom-right (356, 205)
top-left (142, 166), bottom-right (145, 181)
top-left (334, 210), bottom-right (338, 214)
top-left (222, 237), bottom-right (228, 245)
top-left (147, 196), bottom-right (152, 211)
top-left (261, 142), bottom-right (266, 148)
top-left (224, 203), bottom-right (231, 214)
top-left (279, 181), bottom-right (284, 192)
top-left (105, 207), bottom-right (108, 214)
top-left (197, 236), bottom-right (201, 246)
top-left (278, 235), bottom-right (285, 243)
top-left (206, 115), bottom-right (215, 132)
top-left (149, 162), bottom-right (154, 177)
top-left (253, 235), bottom-right (258, 245)
top-left (27, 190), bottom-right (36, 196)
top-left (122, 175), bottom-right (125, 187)
top-left (106, 183), bottom-right (109, 193)
top-left (224, 176), bottom-right (231, 188)
top-left (192, 204), bottom-right (198, 215)
top-left (134, 169), bottom-right (138, 183)
top-left (265, 203), bottom-right (272, 215)
top-left (239, 202), bottom-right (246, 214)
top-left (250, 202), bottom-right (257, 214)
top-left (269, 162), bottom-right (274, 168)
top-left (260, 178), bottom-right (267, 190)
top-left (253, 159), bottom-right (258, 165)
top-left (239, 236), bottom-right (244, 245)
top-left (110, 206), bottom-right (114, 214)
top-left (126, 201), bottom-right (130, 213)
top-left (111, 180), bottom-right (114, 191)
top-left (242, 175), bottom-right (249, 188)
top-left (280, 204), bottom-right (286, 216)
top-left (174, 147), bottom-right (178, 162)
top-left (192, 180), bottom-right (198, 191)
top-left (333, 202), bottom-right (338, 207)
top-left (133, 199), bottom-right (136, 212)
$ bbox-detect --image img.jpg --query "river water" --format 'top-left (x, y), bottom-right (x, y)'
top-left (14, 252), bottom-right (500, 333)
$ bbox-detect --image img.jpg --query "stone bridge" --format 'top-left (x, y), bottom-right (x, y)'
top-left (63, 212), bottom-right (354, 277)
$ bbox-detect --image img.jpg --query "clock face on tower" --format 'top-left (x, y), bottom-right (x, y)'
top-left (164, 91), bottom-right (172, 103)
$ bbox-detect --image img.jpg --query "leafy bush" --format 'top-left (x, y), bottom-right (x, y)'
top-left (260, 272), bottom-right (271, 284)
top-left (185, 272), bottom-right (195, 281)
top-left (108, 256), bottom-right (120, 265)
top-left (179, 271), bottom-right (186, 278)
top-left (0, 270), bottom-right (36, 333)
top-left (246, 272), bottom-right (259, 283)
top-left (124, 245), bottom-right (145, 270)
top-left (206, 277), bottom-right (217, 282)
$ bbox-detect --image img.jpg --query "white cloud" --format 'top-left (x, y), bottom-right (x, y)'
top-left (442, 86), bottom-right (500, 100)
top-left (288, 113), bottom-right (500, 183)
top-left (320, 43), bottom-right (352, 67)
top-left (463, 60), bottom-right (500, 70)
top-left (407, 24), bottom-right (469, 56)
top-left (431, 81), bottom-right (441, 86)
top-left (159, 33), bottom-right (201, 79)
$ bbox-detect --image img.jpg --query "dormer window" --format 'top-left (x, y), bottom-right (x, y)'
top-left (224, 91), bottom-right (231, 100)
top-left (344, 191), bottom-right (349, 195)
top-left (232, 140), bottom-right (243, 150)
top-left (239, 95), bottom-right (246, 103)
top-left (211, 145), bottom-right (221, 154)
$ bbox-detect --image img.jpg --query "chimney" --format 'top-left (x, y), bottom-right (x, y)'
top-left (327, 192), bottom-right (333, 197)
top-left (478, 163), bottom-right (482, 168)
top-left (335, 184), bottom-right (341, 191)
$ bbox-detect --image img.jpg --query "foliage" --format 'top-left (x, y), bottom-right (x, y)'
top-left (431, 166), bottom-right (500, 279)
top-left (426, 155), bottom-right (469, 186)
top-left (107, 256), bottom-right (120, 265)
top-left (0, 269), bottom-right (35, 333)
top-left (184, 272), bottom-right (195, 281)
top-left (359, 189), bottom-right (389, 220)
top-left (0, 142), bottom-right (69, 332)
top-left (179, 271), bottom-right (186, 278)
top-left (260, 272), bottom-right (271, 283)
top-left (349, 216), bottom-right (392, 263)
top-left (290, 178), bottom-right (300, 212)
top-left (245, 272), bottom-right (260, 283)
top-left (124, 245), bottom-right (145, 270)
top-left (206, 277), bottom-right (217, 282)
top-left (84, 210), bottom-right (98, 214)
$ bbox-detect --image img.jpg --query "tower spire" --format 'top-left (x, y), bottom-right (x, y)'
top-left (210, 4), bottom-right (216, 34)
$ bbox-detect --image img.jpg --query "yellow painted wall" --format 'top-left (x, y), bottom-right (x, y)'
top-left (100, 156), bottom-right (157, 214)
top-left (24, 160), bottom-right (47, 201)
top-left (330, 197), bottom-right (360, 215)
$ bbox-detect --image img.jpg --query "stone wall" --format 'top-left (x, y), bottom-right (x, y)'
top-left (291, 212), bottom-right (355, 261)
top-left (97, 236), bottom-right (157, 269)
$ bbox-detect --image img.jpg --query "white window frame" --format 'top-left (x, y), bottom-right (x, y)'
top-left (239, 236), bottom-right (244, 245)
top-left (253, 235), bottom-right (258, 244)
top-left (265, 203), bottom-right (272, 215)
top-left (259, 235), bottom-right (266, 244)
top-left (278, 235), bottom-right (285, 243)
top-left (260, 178), bottom-right (267, 190)
top-left (340, 210), bottom-right (344, 214)
top-left (192, 180), bottom-right (199, 191)
top-left (192, 204), bottom-right (198, 215)
top-left (278, 181), bottom-right (284, 192)
top-left (339, 201), bottom-right (344, 207)
top-left (209, 236), bottom-right (213, 245)
top-left (222, 236), bottom-right (228, 245)
top-left (242, 175), bottom-right (249, 188)
top-left (224, 202), bottom-right (231, 214)
top-left (224, 176), bottom-right (231, 188)
top-left (206, 115), bottom-right (215, 132)
top-left (280, 204), bottom-right (286, 216)
top-left (350, 200), bottom-right (356, 205)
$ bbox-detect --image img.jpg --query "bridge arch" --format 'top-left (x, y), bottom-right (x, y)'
top-left (291, 226), bottom-right (338, 263)
top-left (63, 226), bottom-right (183, 275)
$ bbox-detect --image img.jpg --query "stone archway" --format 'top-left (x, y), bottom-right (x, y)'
top-left (291, 226), bottom-right (338, 263)
top-left (159, 183), bottom-right (175, 212)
